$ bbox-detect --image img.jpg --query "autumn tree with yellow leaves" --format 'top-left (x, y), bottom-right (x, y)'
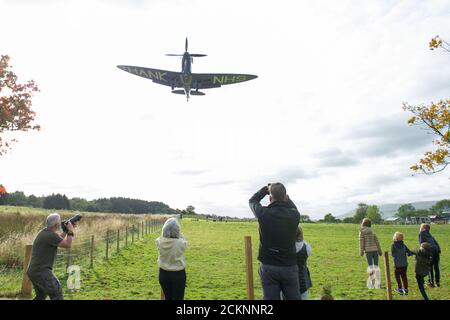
top-left (403, 36), bottom-right (450, 176)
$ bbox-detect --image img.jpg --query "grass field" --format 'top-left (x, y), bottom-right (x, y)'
top-left (61, 218), bottom-right (449, 300)
top-left (0, 206), bottom-right (167, 297)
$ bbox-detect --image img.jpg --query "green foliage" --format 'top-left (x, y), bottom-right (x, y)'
top-left (2, 191), bottom-right (28, 207)
top-left (430, 199), bottom-right (450, 217)
top-left (414, 209), bottom-right (430, 217)
top-left (366, 205), bottom-right (382, 224)
top-left (321, 285), bottom-right (334, 300)
top-left (342, 217), bottom-right (354, 224)
top-left (43, 193), bottom-right (71, 210)
top-left (185, 205), bottom-right (196, 215)
top-left (323, 213), bottom-right (338, 223)
top-left (353, 203), bottom-right (368, 223)
top-left (300, 215), bottom-right (312, 223)
top-left (0, 190), bottom-right (176, 215)
top-left (397, 204), bottom-right (416, 218)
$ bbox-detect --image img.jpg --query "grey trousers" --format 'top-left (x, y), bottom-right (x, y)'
top-left (259, 263), bottom-right (300, 300)
top-left (27, 269), bottom-right (63, 300)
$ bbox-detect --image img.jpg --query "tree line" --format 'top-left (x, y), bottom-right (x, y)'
top-left (0, 190), bottom-right (177, 215)
top-left (318, 199), bottom-right (450, 224)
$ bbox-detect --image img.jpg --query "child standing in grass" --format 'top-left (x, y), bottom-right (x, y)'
top-left (391, 232), bottom-right (413, 295)
top-left (280, 226), bottom-right (313, 300)
top-left (295, 226), bottom-right (312, 300)
top-left (411, 242), bottom-right (433, 300)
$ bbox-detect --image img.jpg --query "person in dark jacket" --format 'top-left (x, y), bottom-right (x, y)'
top-left (249, 183), bottom-right (301, 300)
top-left (419, 224), bottom-right (441, 287)
top-left (391, 232), bottom-right (413, 295)
top-left (411, 242), bottom-right (433, 300)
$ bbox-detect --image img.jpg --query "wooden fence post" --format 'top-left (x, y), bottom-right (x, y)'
top-left (244, 236), bottom-right (254, 300)
top-left (125, 227), bottom-right (128, 247)
top-left (116, 229), bottom-right (120, 254)
top-left (21, 244), bottom-right (33, 298)
top-left (90, 235), bottom-right (94, 268)
top-left (383, 251), bottom-right (392, 300)
top-left (106, 230), bottom-right (109, 260)
top-left (132, 225), bottom-right (134, 243)
top-left (142, 222), bottom-right (144, 237)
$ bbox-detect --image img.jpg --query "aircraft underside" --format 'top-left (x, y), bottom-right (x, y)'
top-left (117, 38), bottom-right (257, 102)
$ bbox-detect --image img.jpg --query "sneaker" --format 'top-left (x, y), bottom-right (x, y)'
top-left (436, 283), bottom-right (440, 288)
top-left (427, 281), bottom-right (435, 287)
top-left (395, 288), bottom-right (404, 295)
top-left (403, 289), bottom-right (409, 295)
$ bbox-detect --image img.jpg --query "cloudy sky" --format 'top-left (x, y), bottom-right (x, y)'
top-left (1, 0), bottom-right (449, 219)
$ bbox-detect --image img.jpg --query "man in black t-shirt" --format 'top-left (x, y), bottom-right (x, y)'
top-left (249, 183), bottom-right (301, 300)
top-left (27, 213), bottom-right (75, 300)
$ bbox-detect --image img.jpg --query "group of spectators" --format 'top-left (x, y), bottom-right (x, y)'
top-left (25, 182), bottom-right (440, 301)
top-left (359, 218), bottom-right (441, 300)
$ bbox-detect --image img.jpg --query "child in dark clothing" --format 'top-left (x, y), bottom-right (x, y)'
top-left (295, 227), bottom-right (312, 300)
top-left (391, 232), bottom-right (413, 295)
top-left (279, 226), bottom-right (312, 300)
top-left (419, 224), bottom-right (441, 287)
top-left (411, 242), bottom-right (433, 300)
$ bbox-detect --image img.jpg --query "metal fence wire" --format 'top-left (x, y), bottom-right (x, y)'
top-left (17, 218), bottom-right (168, 297)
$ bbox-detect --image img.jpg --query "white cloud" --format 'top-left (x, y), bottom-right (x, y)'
top-left (1, 0), bottom-right (449, 219)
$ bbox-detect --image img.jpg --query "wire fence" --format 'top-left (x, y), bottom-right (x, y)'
top-left (3, 217), bottom-right (170, 298)
top-left (55, 218), bottom-right (167, 273)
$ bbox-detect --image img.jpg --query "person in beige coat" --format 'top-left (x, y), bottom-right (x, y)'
top-left (359, 218), bottom-right (382, 289)
top-left (156, 217), bottom-right (187, 300)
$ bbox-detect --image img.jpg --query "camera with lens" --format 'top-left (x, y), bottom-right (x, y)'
top-left (61, 214), bottom-right (82, 233)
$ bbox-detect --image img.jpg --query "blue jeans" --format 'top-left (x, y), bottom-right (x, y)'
top-left (366, 251), bottom-right (379, 266)
top-left (259, 263), bottom-right (300, 300)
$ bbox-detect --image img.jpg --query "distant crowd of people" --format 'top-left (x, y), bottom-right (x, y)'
top-left (25, 182), bottom-right (441, 300)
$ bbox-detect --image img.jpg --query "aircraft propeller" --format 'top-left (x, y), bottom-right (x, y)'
top-left (165, 37), bottom-right (207, 57)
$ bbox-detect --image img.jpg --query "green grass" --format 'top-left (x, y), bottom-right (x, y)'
top-left (0, 205), bottom-right (165, 297)
top-left (62, 219), bottom-right (449, 300)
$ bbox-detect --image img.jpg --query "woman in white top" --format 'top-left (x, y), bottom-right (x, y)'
top-left (156, 217), bottom-right (187, 300)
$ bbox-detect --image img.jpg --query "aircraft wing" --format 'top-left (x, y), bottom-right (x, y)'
top-left (117, 65), bottom-right (181, 87)
top-left (192, 73), bottom-right (258, 89)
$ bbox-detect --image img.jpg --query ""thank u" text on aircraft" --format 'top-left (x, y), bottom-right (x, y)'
top-left (117, 38), bottom-right (257, 101)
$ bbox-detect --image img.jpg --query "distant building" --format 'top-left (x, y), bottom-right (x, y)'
top-left (385, 217), bottom-right (401, 224)
top-left (405, 216), bottom-right (431, 225)
top-left (429, 215), bottom-right (449, 224)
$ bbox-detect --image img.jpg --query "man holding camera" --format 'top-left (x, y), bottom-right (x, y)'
top-left (27, 213), bottom-right (75, 300)
top-left (249, 183), bottom-right (301, 300)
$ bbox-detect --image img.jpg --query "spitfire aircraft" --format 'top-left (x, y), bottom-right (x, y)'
top-left (117, 38), bottom-right (257, 101)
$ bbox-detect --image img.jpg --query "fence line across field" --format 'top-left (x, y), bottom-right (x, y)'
top-left (20, 218), bottom-right (167, 298)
